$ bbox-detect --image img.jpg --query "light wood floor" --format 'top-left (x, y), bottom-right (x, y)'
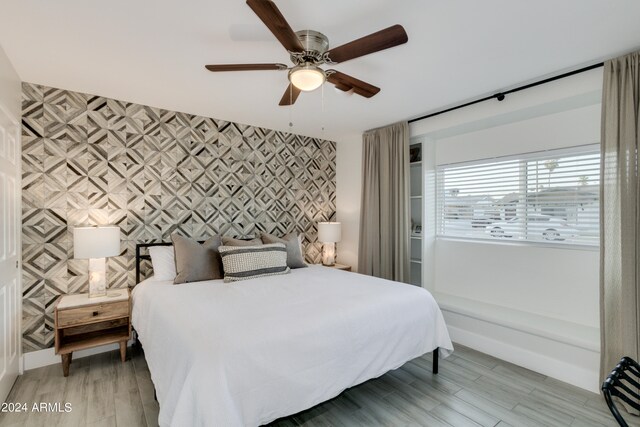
top-left (0, 344), bottom-right (637, 427)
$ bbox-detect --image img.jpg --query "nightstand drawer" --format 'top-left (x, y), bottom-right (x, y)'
top-left (57, 301), bottom-right (129, 328)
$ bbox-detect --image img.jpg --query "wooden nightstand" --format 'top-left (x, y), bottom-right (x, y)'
top-left (54, 289), bottom-right (131, 377)
top-left (324, 263), bottom-right (351, 271)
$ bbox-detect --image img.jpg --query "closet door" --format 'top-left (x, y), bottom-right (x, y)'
top-left (0, 104), bottom-right (20, 401)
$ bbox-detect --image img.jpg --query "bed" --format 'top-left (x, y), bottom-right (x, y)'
top-left (132, 243), bottom-right (453, 427)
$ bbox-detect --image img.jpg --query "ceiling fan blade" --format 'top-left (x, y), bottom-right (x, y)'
top-left (324, 25), bottom-right (408, 64)
top-left (279, 83), bottom-right (302, 106)
top-left (246, 0), bottom-right (304, 53)
top-left (205, 63), bottom-right (287, 72)
top-left (327, 71), bottom-right (380, 98)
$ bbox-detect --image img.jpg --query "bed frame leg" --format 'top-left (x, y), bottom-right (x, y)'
top-left (433, 348), bottom-right (439, 374)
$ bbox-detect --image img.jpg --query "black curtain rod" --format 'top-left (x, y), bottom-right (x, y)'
top-left (407, 62), bottom-right (604, 124)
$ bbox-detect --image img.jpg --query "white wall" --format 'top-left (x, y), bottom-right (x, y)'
top-left (410, 68), bottom-right (603, 138)
top-left (0, 43), bottom-right (21, 119)
top-left (436, 241), bottom-right (599, 327)
top-left (411, 68), bottom-right (604, 391)
top-left (335, 134), bottom-right (362, 271)
top-left (436, 103), bottom-right (600, 164)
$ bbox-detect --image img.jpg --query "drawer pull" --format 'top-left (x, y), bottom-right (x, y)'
top-left (92, 311), bottom-right (99, 317)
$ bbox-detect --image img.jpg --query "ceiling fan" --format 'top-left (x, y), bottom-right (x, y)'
top-left (205, 0), bottom-right (408, 106)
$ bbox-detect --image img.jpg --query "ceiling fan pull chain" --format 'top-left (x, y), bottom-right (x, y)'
top-left (321, 83), bottom-right (325, 133)
top-left (289, 85), bottom-right (293, 128)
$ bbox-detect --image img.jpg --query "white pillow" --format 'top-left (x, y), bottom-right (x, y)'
top-left (148, 246), bottom-right (176, 281)
top-left (298, 234), bottom-right (304, 259)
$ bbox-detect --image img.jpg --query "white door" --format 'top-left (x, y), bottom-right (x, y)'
top-left (0, 103), bottom-right (20, 401)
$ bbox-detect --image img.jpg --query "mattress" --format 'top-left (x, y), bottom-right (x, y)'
top-left (132, 265), bottom-right (453, 426)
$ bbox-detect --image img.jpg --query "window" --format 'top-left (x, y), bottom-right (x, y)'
top-left (436, 145), bottom-right (600, 246)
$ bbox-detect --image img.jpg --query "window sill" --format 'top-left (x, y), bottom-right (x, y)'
top-left (435, 236), bottom-right (599, 252)
top-left (433, 291), bottom-right (599, 352)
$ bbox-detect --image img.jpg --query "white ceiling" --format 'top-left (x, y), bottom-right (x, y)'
top-left (1, 0), bottom-right (639, 142)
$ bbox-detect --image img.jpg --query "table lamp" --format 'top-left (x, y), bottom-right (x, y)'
top-left (73, 226), bottom-right (120, 298)
top-left (317, 222), bottom-right (342, 266)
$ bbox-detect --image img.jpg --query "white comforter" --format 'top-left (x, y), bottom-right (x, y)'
top-left (132, 265), bottom-right (453, 427)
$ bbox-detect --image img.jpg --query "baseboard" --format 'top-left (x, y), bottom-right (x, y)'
top-left (443, 310), bottom-right (600, 393)
top-left (23, 338), bottom-right (135, 371)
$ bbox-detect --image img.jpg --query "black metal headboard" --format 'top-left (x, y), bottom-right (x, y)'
top-left (135, 242), bottom-right (173, 284)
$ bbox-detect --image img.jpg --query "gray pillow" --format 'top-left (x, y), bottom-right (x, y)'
top-left (219, 243), bottom-right (290, 283)
top-left (172, 234), bottom-right (223, 284)
top-left (260, 232), bottom-right (307, 269)
top-left (221, 236), bottom-right (262, 246)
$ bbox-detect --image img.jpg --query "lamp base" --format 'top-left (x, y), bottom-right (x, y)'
top-left (321, 242), bottom-right (336, 266)
top-left (88, 258), bottom-right (107, 298)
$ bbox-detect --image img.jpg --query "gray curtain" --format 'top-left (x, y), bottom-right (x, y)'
top-left (358, 121), bottom-right (410, 282)
top-left (600, 51), bottom-right (640, 404)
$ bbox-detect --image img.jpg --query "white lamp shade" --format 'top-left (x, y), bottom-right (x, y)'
top-left (317, 222), bottom-right (342, 243)
top-left (73, 226), bottom-right (120, 259)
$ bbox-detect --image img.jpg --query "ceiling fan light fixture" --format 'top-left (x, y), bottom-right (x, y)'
top-left (289, 65), bottom-right (325, 92)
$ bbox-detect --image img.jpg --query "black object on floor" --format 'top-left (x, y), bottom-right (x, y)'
top-left (602, 356), bottom-right (640, 427)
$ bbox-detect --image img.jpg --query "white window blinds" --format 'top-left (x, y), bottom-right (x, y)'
top-left (436, 145), bottom-right (600, 246)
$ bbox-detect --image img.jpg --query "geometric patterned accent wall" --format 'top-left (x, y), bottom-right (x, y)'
top-left (20, 82), bottom-right (336, 352)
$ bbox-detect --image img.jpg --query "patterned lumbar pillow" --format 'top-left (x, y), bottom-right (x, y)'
top-left (260, 232), bottom-right (307, 269)
top-left (218, 243), bottom-right (290, 283)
